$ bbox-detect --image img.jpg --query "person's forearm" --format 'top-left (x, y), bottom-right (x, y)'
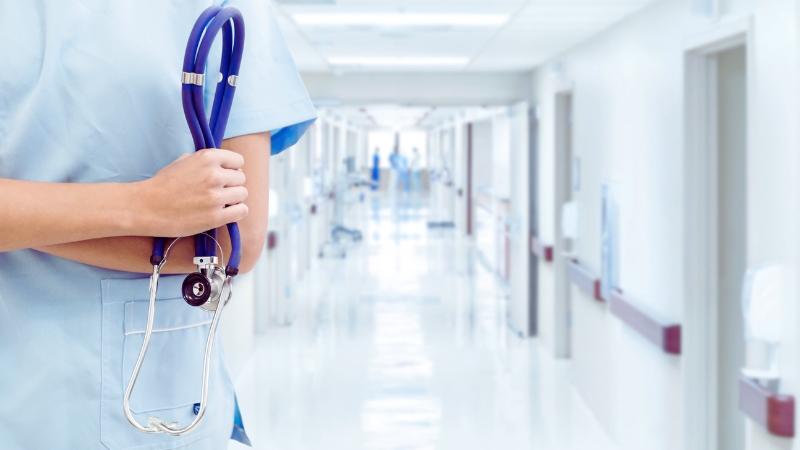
top-left (32, 132), bottom-right (271, 274)
top-left (36, 236), bottom-right (188, 274)
top-left (36, 233), bottom-right (232, 275)
top-left (1, 146), bottom-right (248, 253)
top-left (0, 180), bottom-right (138, 252)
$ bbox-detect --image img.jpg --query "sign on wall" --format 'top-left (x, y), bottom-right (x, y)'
top-left (601, 182), bottom-right (620, 300)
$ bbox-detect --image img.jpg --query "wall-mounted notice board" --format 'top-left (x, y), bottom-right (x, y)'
top-left (600, 182), bottom-right (620, 301)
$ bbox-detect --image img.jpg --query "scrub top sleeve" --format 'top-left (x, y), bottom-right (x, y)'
top-left (220, 0), bottom-right (316, 155)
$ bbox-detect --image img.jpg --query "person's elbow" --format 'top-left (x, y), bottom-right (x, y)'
top-left (237, 218), bottom-right (268, 274)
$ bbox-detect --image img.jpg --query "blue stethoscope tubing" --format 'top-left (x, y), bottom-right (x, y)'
top-left (151, 5), bottom-right (244, 274)
top-left (125, 6), bottom-right (245, 436)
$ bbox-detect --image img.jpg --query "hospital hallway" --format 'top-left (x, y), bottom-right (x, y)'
top-left (207, 0), bottom-right (800, 448)
top-left (5, 0), bottom-right (800, 448)
top-left (228, 195), bottom-right (615, 450)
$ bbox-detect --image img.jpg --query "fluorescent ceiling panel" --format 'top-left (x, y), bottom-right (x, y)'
top-left (328, 57), bottom-right (469, 67)
top-left (293, 14), bottom-right (510, 27)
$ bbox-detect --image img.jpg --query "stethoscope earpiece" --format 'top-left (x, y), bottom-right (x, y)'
top-left (124, 5), bottom-right (245, 437)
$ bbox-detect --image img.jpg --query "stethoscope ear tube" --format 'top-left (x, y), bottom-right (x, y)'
top-left (226, 222), bottom-right (241, 275)
top-left (177, 5), bottom-right (244, 270)
top-left (128, 6), bottom-right (245, 436)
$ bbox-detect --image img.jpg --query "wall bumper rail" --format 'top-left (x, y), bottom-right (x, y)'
top-left (739, 376), bottom-right (795, 437)
top-left (608, 290), bottom-right (681, 354)
top-left (531, 235), bottom-right (553, 262)
top-left (566, 260), bottom-right (603, 301)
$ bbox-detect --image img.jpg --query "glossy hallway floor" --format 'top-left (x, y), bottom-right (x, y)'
top-left (229, 195), bottom-right (617, 450)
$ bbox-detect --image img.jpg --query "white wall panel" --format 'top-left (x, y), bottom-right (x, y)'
top-left (530, 0), bottom-right (800, 448)
top-left (509, 102), bottom-right (532, 335)
top-left (301, 72), bottom-right (531, 106)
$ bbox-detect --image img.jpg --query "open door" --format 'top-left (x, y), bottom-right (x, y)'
top-left (553, 92), bottom-right (574, 358)
top-left (529, 107), bottom-right (540, 336)
top-left (684, 28), bottom-right (750, 450)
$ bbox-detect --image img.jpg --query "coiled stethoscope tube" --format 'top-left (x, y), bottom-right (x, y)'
top-left (124, 6), bottom-right (245, 436)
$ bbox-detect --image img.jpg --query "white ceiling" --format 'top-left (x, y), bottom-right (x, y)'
top-left (272, 0), bottom-right (660, 73)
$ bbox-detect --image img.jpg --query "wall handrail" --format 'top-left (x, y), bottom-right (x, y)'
top-left (608, 290), bottom-right (681, 354)
top-left (566, 260), bottom-right (603, 301)
top-left (531, 235), bottom-right (553, 262)
top-left (739, 375), bottom-right (795, 437)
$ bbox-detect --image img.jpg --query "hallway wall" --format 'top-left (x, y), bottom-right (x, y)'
top-left (530, 0), bottom-right (800, 449)
top-left (302, 72), bottom-right (531, 106)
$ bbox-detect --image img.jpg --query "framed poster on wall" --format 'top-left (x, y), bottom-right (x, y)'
top-left (601, 182), bottom-right (620, 300)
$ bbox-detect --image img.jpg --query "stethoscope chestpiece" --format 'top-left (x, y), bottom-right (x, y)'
top-left (183, 256), bottom-right (226, 311)
top-left (182, 272), bottom-right (212, 307)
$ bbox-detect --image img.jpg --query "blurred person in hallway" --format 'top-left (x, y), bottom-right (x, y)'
top-left (389, 148), bottom-right (409, 195)
top-left (389, 147), bottom-right (411, 217)
top-left (372, 148), bottom-right (380, 191)
top-left (410, 147), bottom-right (421, 193)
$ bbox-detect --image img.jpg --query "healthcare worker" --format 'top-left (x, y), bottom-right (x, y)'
top-left (410, 147), bottom-right (421, 193)
top-left (0, 1), bottom-right (315, 449)
top-left (372, 148), bottom-right (380, 191)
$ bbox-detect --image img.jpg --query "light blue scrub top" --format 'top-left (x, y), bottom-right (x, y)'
top-left (0, 1), bottom-right (316, 449)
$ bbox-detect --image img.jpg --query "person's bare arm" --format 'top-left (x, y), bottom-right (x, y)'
top-left (0, 180), bottom-right (141, 250)
top-left (12, 132), bottom-right (270, 274)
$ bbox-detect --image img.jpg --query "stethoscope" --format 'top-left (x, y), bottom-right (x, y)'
top-left (124, 6), bottom-right (245, 436)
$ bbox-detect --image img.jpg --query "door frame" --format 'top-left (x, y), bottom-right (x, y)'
top-left (553, 81), bottom-right (574, 358)
top-left (467, 123), bottom-right (474, 236)
top-left (529, 105), bottom-right (541, 337)
top-left (682, 17), bottom-right (753, 450)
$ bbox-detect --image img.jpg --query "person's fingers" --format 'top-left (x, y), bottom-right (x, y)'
top-left (217, 203), bottom-right (249, 224)
top-left (219, 186), bottom-right (249, 206)
top-left (218, 168), bottom-right (246, 187)
top-left (201, 148), bottom-right (244, 170)
top-left (176, 153), bottom-right (191, 161)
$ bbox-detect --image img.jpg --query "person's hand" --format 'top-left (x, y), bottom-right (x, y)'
top-left (132, 149), bottom-right (248, 237)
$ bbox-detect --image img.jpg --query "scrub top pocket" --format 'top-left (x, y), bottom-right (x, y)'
top-left (100, 276), bottom-right (235, 450)
top-left (122, 298), bottom-right (210, 413)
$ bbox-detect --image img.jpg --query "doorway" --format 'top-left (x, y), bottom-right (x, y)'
top-left (529, 107), bottom-right (540, 337)
top-left (684, 22), bottom-right (750, 450)
top-left (467, 123), bottom-right (473, 236)
top-left (716, 45), bottom-right (747, 450)
top-left (553, 92), bottom-right (573, 358)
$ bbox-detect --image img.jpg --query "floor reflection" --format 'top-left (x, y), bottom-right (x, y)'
top-left (363, 301), bottom-right (440, 450)
top-left (230, 193), bottom-right (617, 450)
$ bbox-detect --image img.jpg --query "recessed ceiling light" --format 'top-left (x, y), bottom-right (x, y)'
top-left (328, 57), bottom-right (470, 67)
top-left (293, 14), bottom-right (509, 27)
